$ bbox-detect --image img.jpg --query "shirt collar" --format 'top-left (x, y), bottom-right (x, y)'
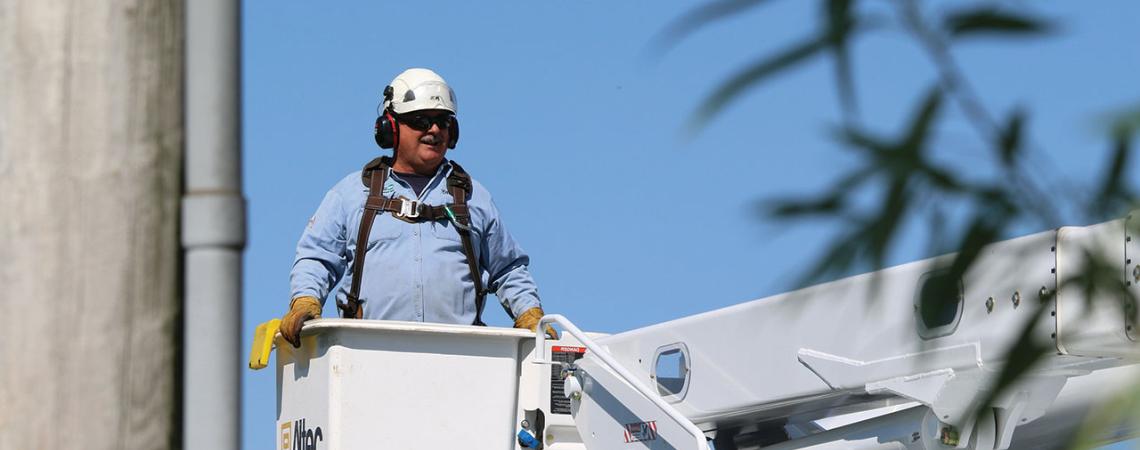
top-left (386, 158), bottom-right (452, 179)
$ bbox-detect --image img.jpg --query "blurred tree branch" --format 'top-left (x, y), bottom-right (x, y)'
top-left (657, 0), bottom-right (1140, 447)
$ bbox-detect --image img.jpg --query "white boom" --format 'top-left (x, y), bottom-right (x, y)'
top-left (258, 213), bottom-right (1140, 449)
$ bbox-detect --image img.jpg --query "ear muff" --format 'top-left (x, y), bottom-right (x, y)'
top-left (374, 111), bottom-right (399, 149)
top-left (374, 86), bottom-right (399, 149)
top-left (447, 116), bottom-right (459, 149)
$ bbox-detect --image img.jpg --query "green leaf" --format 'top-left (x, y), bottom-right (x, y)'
top-left (998, 109), bottom-right (1026, 167)
top-left (836, 127), bottom-right (890, 156)
top-left (795, 180), bottom-right (911, 287)
top-left (688, 35), bottom-right (829, 134)
top-left (969, 303), bottom-right (1052, 422)
top-left (1110, 105), bottom-right (1140, 137)
top-left (922, 166), bottom-right (964, 192)
top-left (1091, 132), bottom-right (1134, 220)
top-left (648, 0), bottom-right (772, 57)
top-left (824, 0), bottom-right (858, 115)
top-left (866, 180), bottom-right (909, 268)
top-left (944, 8), bottom-right (1053, 38)
top-left (1068, 380), bottom-right (1140, 449)
top-left (832, 47), bottom-right (857, 118)
top-left (768, 195), bottom-right (844, 217)
top-left (761, 165), bottom-right (873, 220)
top-left (834, 87), bottom-right (940, 160)
top-left (946, 215), bottom-right (1005, 283)
top-left (901, 87), bottom-right (943, 152)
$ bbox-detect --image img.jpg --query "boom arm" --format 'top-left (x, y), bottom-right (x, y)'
top-left (537, 213), bottom-right (1140, 450)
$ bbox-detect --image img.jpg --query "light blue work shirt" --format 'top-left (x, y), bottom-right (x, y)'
top-left (290, 159), bottom-right (541, 323)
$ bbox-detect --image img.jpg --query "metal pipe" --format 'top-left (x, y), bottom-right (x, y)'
top-left (183, 0), bottom-right (244, 449)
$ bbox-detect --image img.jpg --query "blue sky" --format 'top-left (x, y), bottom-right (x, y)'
top-left (241, 2), bottom-right (1140, 448)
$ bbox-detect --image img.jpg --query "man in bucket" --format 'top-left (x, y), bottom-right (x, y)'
top-left (281, 68), bottom-right (551, 346)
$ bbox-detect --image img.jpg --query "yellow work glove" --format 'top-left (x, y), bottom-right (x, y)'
top-left (280, 296), bottom-right (322, 348)
top-left (514, 306), bottom-right (558, 340)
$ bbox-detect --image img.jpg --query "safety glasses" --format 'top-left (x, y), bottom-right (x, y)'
top-left (400, 113), bottom-right (453, 131)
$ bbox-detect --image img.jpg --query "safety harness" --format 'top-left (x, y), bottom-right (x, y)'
top-left (337, 157), bottom-right (492, 326)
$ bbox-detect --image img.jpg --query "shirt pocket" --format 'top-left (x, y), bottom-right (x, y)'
top-left (365, 210), bottom-right (405, 242)
top-left (430, 220), bottom-right (463, 243)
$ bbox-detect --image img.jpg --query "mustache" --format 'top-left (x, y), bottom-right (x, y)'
top-left (419, 134), bottom-right (441, 145)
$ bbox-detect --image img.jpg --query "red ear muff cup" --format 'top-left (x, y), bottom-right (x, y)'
top-left (374, 112), bottom-right (399, 149)
top-left (373, 116), bottom-right (386, 148)
top-left (448, 117), bottom-right (459, 149)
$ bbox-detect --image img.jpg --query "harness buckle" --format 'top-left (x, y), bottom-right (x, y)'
top-left (399, 198), bottom-right (420, 219)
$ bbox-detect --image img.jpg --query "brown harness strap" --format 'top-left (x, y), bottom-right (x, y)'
top-left (363, 196), bottom-right (471, 223)
top-left (338, 158), bottom-right (389, 319)
top-left (342, 158), bottom-right (494, 326)
top-left (446, 162), bottom-right (494, 326)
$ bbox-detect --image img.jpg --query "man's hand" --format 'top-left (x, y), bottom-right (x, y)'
top-left (514, 306), bottom-right (558, 340)
top-left (280, 296), bottom-right (322, 348)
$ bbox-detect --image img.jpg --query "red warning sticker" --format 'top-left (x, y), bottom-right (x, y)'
top-left (552, 346), bottom-right (586, 354)
top-left (623, 421), bottom-right (658, 443)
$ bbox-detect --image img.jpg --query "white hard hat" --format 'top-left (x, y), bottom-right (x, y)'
top-left (383, 68), bottom-right (457, 115)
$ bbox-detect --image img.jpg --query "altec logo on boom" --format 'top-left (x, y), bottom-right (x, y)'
top-left (280, 418), bottom-right (324, 450)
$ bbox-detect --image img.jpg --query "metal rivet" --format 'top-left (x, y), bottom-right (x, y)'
top-left (1051, 246), bottom-right (1056, 252)
top-left (1132, 265), bottom-right (1140, 282)
top-left (1051, 333), bottom-right (1056, 338)
top-left (1012, 291), bottom-right (1021, 308)
top-left (1039, 286), bottom-right (1050, 301)
top-left (985, 297), bottom-right (994, 313)
top-left (1051, 310), bottom-right (1056, 316)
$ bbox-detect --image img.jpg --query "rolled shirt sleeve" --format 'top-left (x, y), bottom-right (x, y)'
top-left (290, 189), bottom-right (348, 305)
top-left (477, 193), bottom-right (542, 319)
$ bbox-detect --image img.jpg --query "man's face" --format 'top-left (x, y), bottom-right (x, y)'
top-left (394, 109), bottom-right (453, 174)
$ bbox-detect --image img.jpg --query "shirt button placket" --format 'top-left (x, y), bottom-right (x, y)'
top-left (415, 223), bottom-right (423, 320)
